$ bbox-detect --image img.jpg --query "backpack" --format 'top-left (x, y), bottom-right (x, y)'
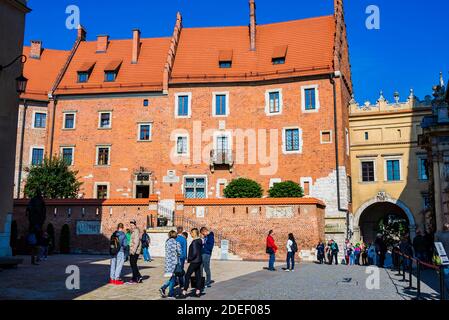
top-left (291, 241), bottom-right (298, 253)
top-left (141, 233), bottom-right (149, 248)
top-left (109, 232), bottom-right (121, 256)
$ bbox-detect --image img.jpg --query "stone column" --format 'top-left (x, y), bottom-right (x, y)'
top-left (0, 213), bottom-right (13, 256)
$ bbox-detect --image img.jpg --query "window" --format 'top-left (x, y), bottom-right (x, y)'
top-left (63, 113), bottom-right (75, 129)
top-left (96, 146), bottom-right (110, 166)
top-left (61, 147), bottom-right (74, 166)
top-left (361, 161), bottom-right (375, 182)
top-left (265, 90), bottom-right (282, 115)
top-left (213, 93), bottom-right (228, 116)
top-left (143, 99), bottom-right (149, 107)
top-left (418, 157), bottom-right (429, 181)
top-left (176, 136), bottom-right (188, 155)
top-left (31, 148), bottom-right (44, 165)
top-left (284, 128), bottom-right (301, 153)
top-left (96, 184), bottom-right (108, 199)
top-left (33, 112), bottom-right (46, 128)
top-left (99, 112), bottom-right (111, 128)
top-left (423, 194), bottom-right (431, 210)
top-left (184, 176), bottom-right (206, 199)
top-left (272, 57), bottom-right (285, 65)
top-left (386, 159), bottom-right (401, 181)
top-left (321, 131), bottom-right (332, 144)
top-left (176, 93), bottom-right (191, 117)
top-left (304, 88), bottom-right (316, 110)
top-left (77, 72), bottom-right (89, 83)
top-left (364, 132), bottom-right (369, 141)
top-left (104, 71), bottom-right (116, 82)
top-left (219, 61), bottom-right (232, 68)
top-left (138, 123), bottom-right (152, 141)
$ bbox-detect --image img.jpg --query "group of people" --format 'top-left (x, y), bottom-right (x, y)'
top-left (26, 228), bottom-right (51, 265)
top-left (265, 230), bottom-right (299, 271)
top-left (108, 221), bottom-right (215, 298)
top-left (396, 229), bottom-right (435, 266)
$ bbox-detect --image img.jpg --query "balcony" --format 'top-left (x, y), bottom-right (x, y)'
top-left (210, 149), bottom-right (234, 172)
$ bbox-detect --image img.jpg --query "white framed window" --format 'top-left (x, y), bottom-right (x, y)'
top-left (94, 182), bottom-right (110, 199)
top-left (183, 175), bottom-right (208, 199)
top-left (60, 146), bottom-right (75, 166)
top-left (213, 131), bottom-right (233, 152)
top-left (32, 111), bottom-right (47, 129)
top-left (265, 89), bottom-right (283, 116)
top-left (301, 84), bottom-right (320, 112)
top-left (98, 111), bottom-right (112, 129)
top-left (96, 145), bottom-right (111, 166)
top-left (282, 127), bottom-right (303, 154)
top-left (63, 112), bottom-right (76, 129)
top-left (212, 92), bottom-right (230, 117)
top-left (417, 156), bottom-right (429, 181)
top-left (384, 156), bottom-right (402, 182)
top-left (216, 179), bottom-right (228, 198)
top-left (269, 178), bottom-right (282, 188)
top-left (175, 134), bottom-right (189, 155)
top-left (137, 123), bottom-right (152, 141)
top-left (320, 130), bottom-right (333, 144)
top-left (30, 146), bottom-right (45, 165)
top-left (360, 159), bottom-right (376, 183)
top-left (175, 92), bottom-right (192, 118)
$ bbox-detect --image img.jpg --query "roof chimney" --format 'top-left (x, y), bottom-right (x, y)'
top-left (132, 29), bottom-right (141, 64)
top-left (249, 0), bottom-right (256, 51)
top-left (77, 25), bottom-right (87, 41)
top-left (96, 35), bottom-right (109, 53)
top-left (30, 40), bottom-right (42, 59)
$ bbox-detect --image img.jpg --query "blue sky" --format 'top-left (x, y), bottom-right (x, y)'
top-left (24, 0), bottom-right (449, 103)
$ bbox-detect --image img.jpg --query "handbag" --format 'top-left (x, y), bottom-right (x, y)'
top-left (266, 247), bottom-right (274, 254)
top-left (174, 262), bottom-right (184, 276)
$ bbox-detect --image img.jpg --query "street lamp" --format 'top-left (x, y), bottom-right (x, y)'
top-left (0, 54), bottom-right (28, 94)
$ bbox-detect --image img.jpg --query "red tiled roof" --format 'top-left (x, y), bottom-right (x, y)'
top-left (21, 47), bottom-right (70, 101)
top-left (55, 37), bottom-right (171, 95)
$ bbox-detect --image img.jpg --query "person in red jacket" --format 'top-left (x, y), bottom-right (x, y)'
top-left (266, 230), bottom-right (278, 271)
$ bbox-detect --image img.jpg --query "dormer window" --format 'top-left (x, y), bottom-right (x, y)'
top-left (218, 50), bottom-right (233, 69)
top-left (77, 61), bottom-right (96, 83)
top-left (272, 45), bottom-right (287, 65)
top-left (104, 60), bottom-right (122, 83)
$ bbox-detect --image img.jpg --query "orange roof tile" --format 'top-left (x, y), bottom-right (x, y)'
top-left (104, 60), bottom-right (122, 71)
top-left (21, 47), bottom-right (70, 101)
top-left (218, 50), bottom-right (233, 62)
top-left (78, 61), bottom-right (96, 72)
top-left (56, 37), bottom-right (171, 95)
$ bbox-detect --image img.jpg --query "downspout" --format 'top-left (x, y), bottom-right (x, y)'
top-left (329, 71), bottom-right (350, 238)
top-left (48, 99), bottom-right (57, 157)
top-left (17, 99), bottom-right (27, 198)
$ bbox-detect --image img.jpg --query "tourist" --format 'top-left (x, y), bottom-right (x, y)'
top-left (109, 223), bottom-right (127, 285)
top-left (160, 230), bottom-right (182, 298)
top-left (27, 228), bottom-right (39, 266)
top-left (182, 228), bottom-right (203, 298)
top-left (316, 241), bottom-right (325, 264)
top-left (286, 233), bottom-right (298, 271)
top-left (361, 243), bottom-right (369, 266)
top-left (344, 239), bottom-right (350, 265)
top-left (347, 243), bottom-right (354, 265)
top-left (354, 243), bottom-right (361, 265)
top-left (141, 230), bottom-right (151, 262)
top-left (424, 231), bottom-right (434, 263)
top-left (39, 231), bottom-right (50, 261)
top-left (266, 230), bottom-right (278, 271)
top-left (128, 220), bottom-right (143, 284)
top-left (367, 243), bottom-right (377, 266)
top-left (413, 230), bottom-right (427, 262)
top-left (124, 228), bottom-right (131, 262)
top-left (200, 227), bottom-right (215, 287)
top-left (325, 240), bottom-right (332, 264)
top-left (182, 231), bottom-right (189, 239)
top-left (375, 234), bottom-right (387, 268)
top-left (399, 235), bottom-right (414, 269)
top-left (176, 226), bottom-right (188, 288)
top-left (330, 239), bottom-right (339, 265)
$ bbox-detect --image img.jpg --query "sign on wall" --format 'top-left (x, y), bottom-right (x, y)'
top-left (76, 221), bottom-right (101, 235)
top-left (266, 206), bottom-right (294, 219)
top-left (195, 206), bottom-right (205, 218)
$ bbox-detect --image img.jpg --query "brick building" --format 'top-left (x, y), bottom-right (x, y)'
top-left (15, 0), bottom-right (353, 242)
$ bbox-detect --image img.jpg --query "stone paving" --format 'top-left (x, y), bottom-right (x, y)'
top-left (0, 254), bottom-right (442, 300)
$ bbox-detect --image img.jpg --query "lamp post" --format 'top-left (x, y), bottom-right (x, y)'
top-left (0, 54), bottom-right (28, 94)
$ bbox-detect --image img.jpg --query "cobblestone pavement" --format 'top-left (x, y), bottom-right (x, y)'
top-left (0, 255), bottom-right (442, 300)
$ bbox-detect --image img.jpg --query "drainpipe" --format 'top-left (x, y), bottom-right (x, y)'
top-left (329, 71), bottom-right (350, 238)
top-left (17, 99), bottom-right (27, 198)
top-left (48, 97), bottom-right (57, 158)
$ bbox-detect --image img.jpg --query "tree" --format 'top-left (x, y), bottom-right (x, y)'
top-left (268, 181), bottom-right (304, 198)
top-left (223, 178), bottom-right (263, 198)
top-left (24, 156), bottom-right (82, 199)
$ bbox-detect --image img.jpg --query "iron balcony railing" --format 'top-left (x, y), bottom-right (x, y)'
top-left (210, 149), bottom-right (233, 165)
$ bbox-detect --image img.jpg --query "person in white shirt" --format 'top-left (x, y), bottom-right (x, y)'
top-left (286, 233), bottom-right (298, 272)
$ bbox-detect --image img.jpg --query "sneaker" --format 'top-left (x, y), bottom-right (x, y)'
top-left (285, 269), bottom-right (290, 272)
top-left (159, 288), bottom-right (167, 298)
top-left (109, 279), bottom-right (116, 284)
top-left (291, 269), bottom-right (295, 272)
top-left (137, 277), bottom-right (143, 283)
top-left (115, 279), bottom-right (124, 285)
top-left (126, 280), bottom-right (137, 285)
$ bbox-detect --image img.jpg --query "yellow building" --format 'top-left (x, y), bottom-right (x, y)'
top-left (349, 90), bottom-right (432, 243)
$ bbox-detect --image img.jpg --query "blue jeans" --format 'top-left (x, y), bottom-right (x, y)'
top-left (176, 258), bottom-right (185, 288)
top-left (201, 254), bottom-right (212, 285)
top-left (268, 253), bottom-right (276, 270)
top-left (110, 251), bottom-right (125, 280)
top-left (161, 275), bottom-right (176, 297)
top-left (286, 252), bottom-right (295, 270)
top-left (143, 247), bottom-right (151, 261)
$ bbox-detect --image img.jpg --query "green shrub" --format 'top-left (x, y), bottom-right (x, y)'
top-left (268, 181), bottom-right (304, 198)
top-left (223, 178), bottom-right (263, 198)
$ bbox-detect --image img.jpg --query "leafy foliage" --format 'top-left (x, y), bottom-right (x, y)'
top-left (268, 181), bottom-right (304, 198)
top-left (223, 178), bottom-right (263, 198)
top-left (24, 157), bottom-right (82, 199)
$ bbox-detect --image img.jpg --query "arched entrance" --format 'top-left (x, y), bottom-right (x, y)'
top-left (354, 195), bottom-right (416, 244)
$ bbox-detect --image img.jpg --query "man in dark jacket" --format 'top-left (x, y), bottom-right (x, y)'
top-left (375, 234), bottom-right (387, 268)
top-left (200, 227), bottom-right (215, 288)
top-left (413, 230), bottom-right (427, 262)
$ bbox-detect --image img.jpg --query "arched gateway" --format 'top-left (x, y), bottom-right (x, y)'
top-left (353, 192), bottom-right (416, 244)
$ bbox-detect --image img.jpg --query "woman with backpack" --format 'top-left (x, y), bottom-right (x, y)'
top-left (159, 230), bottom-right (182, 298)
top-left (141, 230), bottom-right (152, 262)
top-left (286, 233), bottom-right (298, 272)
